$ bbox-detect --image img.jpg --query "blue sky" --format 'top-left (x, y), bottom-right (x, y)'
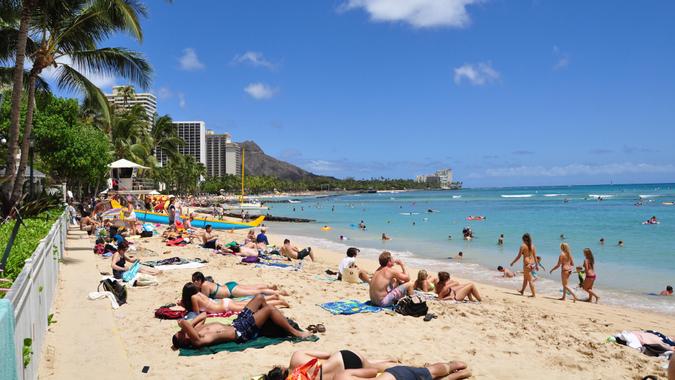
top-left (70, 0), bottom-right (675, 186)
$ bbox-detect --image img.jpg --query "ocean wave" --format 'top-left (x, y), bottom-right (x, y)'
top-left (452, 195), bottom-right (462, 199)
top-left (543, 194), bottom-right (567, 197)
top-left (638, 194), bottom-right (660, 199)
top-left (501, 194), bottom-right (534, 198)
top-left (588, 194), bottom-right (615, 199)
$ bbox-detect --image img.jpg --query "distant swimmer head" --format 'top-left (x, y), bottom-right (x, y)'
top-left (618, 240), bottom-right (624, 246)
top-left (458, 251), bottom-right (463, 257)
top-left (600, 238), bottom-right (605, 244)
top-left (497, 265), bottom-right (504, 271)
top-left (667, 285), bottom-right (673, 293)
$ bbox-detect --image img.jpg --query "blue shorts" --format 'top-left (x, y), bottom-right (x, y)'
top-left (385, 366), bottom-right (432, 380)
top-left (232, 307), bottom-right (259, 343)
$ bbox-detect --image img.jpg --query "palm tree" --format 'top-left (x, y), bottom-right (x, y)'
top-left (1, 0), bottom-right (152, 209)
top-left (116, 84), bottom-right (135, 107)
top-left (111, 105), bottom-right (152, 163)
top-left (150, 114), bottom-right (184, 161)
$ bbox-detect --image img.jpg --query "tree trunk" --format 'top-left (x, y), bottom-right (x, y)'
top-left (2, 0), bottom-right (34, 213)
top-left (9, 73), bottom-right (38, 207)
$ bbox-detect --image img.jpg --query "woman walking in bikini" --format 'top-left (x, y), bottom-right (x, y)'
top-left (510, 233), bottom-right (538, 297)
top-left (549, 242), bottom-right (578, 302)
top-left (581, 248), bottom-right (600, 303)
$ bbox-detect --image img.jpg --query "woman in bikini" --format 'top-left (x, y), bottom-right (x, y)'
top-left (265, 350), bottom-right (398, 380)
top-left (549, 242), bottom-right (578, 302)
top-left (581, 248), bottom-right (599, 303)
top-left (191, 271), bottom-right (288, 298)
top-left (414, 270), bottom-right (436, 292)
top-left (434, 272), bottom-right (482, 302)
top-left (510, 233), bottom-right (538, 297)
top-left (180, 283), bottom-right (289, 315)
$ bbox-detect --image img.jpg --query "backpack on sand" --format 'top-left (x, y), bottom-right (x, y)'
top-left (394, 295), bottom-right (428, 317)
top-left (98, 279), bottom-right (127, 306)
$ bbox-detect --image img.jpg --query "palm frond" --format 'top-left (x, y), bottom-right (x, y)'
top-left (0, 67), bottom-right (50, 93)
top-left (69, 47), bottom-right (151, 89)
top-left (55, 63), bottom-right (111, 124)
top-left (0, 27), bottom-right (39, 63)
top-left (102, 0), bottom-right (147, 41)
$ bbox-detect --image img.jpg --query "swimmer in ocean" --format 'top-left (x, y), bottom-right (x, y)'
top-left (498, 234), bottom-right (504, 245)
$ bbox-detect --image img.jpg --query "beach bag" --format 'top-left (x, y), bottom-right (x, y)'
top-left (286, 357), bottom-right (320, 380)
top-left (154, 307), bottom-right (186, 320)
top-left (98, 279), bottom-right (127, 305)
top-left (395, 295), bottom-right (428, 317)
top-left (341, 266), bottom-right (361, 284)
top-left (93, 243), bottom-right (105, 255)
top-left (140, 230), bottom-right (153, 238)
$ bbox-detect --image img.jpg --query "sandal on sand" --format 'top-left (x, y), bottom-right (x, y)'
top-left (325, 269), bottom-right (338, 275)
top-left (306, 325), bottom-right (317, 333)
top-left (316, 323), bottom-right (326, 333)
top-left (423, 313), bottom-right (438, 322)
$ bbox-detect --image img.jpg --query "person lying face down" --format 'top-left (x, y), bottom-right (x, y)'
top-left (172, 294), bottom-right (311, 349)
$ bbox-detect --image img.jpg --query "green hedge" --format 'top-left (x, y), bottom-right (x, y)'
top-left (0, 209), bottom-right (63, 284)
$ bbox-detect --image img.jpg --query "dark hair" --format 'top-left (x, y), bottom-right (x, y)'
top-left (264, 367), bottom-right (289, 380)
top-left (458, 251), bottom-right (463, 256)
top-left (346, 247), bottom-right (359, 257)
top-left (522, 233), bottom-right (532, 250)
top-left (666, 285), bottom-right (672, 292)
top-left (437, 271), bottom-right (450, 291)
top-left (192, 271), bottom-right (205, 283)
top-left (378, 251), bottom-right (392, 267)
top-left (205, 224), bottom-right (212, 230)
top-left (181, 282), bottom-right (199, 312)
top-left (283, 239), bottom-right (290, 244)
top-left (497, 265), bottom-right (504, 271)
top-left (172, 334), bottom-right (183, 349)
top-left (117, 240), bottom-right (129, 251)
top-left (231, 245), bottom-right (241, 253)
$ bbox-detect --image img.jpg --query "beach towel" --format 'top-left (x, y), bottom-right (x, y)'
top-left (319, 300), bottom-right (389, 315)
top-left (88, 291), bottom-right (120, 309)
top-left (313, 275), bottom-right (338, 283)
top-left (0, 299), bottom-right (18, 380)
top-left (154, 262), bottom-right (205, 271)
top-left (122, 261), bottom-right (141, 282)
top-left (179, 335), bottom-right (319, 356)
top-left (254, 260), bottom-right (301, 271)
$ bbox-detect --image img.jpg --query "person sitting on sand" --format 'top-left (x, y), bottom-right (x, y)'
top-left (191, 272), bottom-right (288, 298)
top-left (265, 350), bottom-right (399, 380)
top-left (338, 247), bottom-right (370, 283)
top-left (199, 224), bottom-right (218, 249)
top-left (179, 283), bottom-right (289, 316)
top-left (333, 361), bottom-right (471, 380)
top-left (381, 233), bottom-right (391, 241)
top-left (497, 266), bottom-right (515, 278)
top-left (581, 248), bottom-right (599, 303)
top-left (659, 285), bottom-right (673, 296)
top-left (549, 243), bottom-right (578, 302)
top-left (111, 241), bottom-right (159, 279)
top-left (172, 294), bottom-right (311, 349)
top-left (256, 228), bottom-right (270, 248)
top-left (414, 270), bottom-right (436, 292)
top-left (369, 252), bottom-right (414, 307)
top-left (280, 239), bottom-right (314, 261)
top-left (245, 229), bottom-right (256, 244)
top-left (79, 212), bottom-right (98, 235)
top-left (435, 272), bottom-right (482, 302)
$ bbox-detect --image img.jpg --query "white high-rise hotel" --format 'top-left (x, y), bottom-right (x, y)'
top-left (105, 86), bottom-right (157, 122)
top-left (156, 121), bottom-right (207, 167)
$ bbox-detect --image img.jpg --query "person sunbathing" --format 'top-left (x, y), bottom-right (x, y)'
top-left (180, 283), bottom-right (289, 315)
top-left (334, 361), bottom-right (471, 380)
top-left (172, 294), bottom-right (311, 349)
top-left (191, 272), bottom-right (289, 298)
top-left (217, 243), bottom-right (259, 257)
top-left (111, 241), bottom-right (159, 279)
top-left (435, 272), bottom-right (482, 302)
top-left (280, 239), bottom-right (314, 261)
top-left (414, 270), bottom-right (436, 292)
top-left (265, 350), bottom-right (398, 380)
top-left (369, 252), bottom-right (414, 307)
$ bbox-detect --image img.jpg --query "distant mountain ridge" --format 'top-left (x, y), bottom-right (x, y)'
top-left (238, 140), bottom-right (328, 180)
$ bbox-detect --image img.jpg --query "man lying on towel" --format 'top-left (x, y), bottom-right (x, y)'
top-left (172, 294), bottom-right (312, 349)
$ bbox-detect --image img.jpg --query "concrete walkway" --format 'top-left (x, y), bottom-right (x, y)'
top-left (38, 229), bottom-right (136, 380)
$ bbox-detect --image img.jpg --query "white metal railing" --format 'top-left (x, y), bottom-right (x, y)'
top-left (3, 209), bottom-right (67, 380)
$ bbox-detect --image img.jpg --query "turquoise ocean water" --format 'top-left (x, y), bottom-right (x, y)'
top-left (264, 183), bottom-right (675, 314)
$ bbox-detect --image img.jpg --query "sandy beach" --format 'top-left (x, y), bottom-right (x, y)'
top-left (39, 225), bottom-right (674, 380)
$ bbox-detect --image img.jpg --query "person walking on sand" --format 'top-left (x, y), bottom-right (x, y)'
top-left (549, 243), bottom-right (578, 302)
top-left (510, 233), bottom-right (538, 297)
top-left (581, 248), bottom-right (600, 303)
top-left (369, 252), bottom-right (414, 307)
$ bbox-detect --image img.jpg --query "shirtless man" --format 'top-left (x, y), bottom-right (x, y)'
top-left (369, 252), bottom-right (414, 307)
top-left (172, 294), bottom-right (311, 349)
top-left (199, 224), bottom-right (218, 249)
top-left (79, 212), bottom-right (98, 235)
top-left (280, 239), bottom-right (314, 261)
top-left (334, 361), bottom-right (471, 380)
top-left (191, 271), bottom-right (288, 298)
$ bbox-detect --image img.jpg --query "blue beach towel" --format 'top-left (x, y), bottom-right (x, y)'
top-left (254, 260), bottom-right (300, 271)
top-left (0, 299), bottom-right (18, 380)
top-left (319, 300), bottom-right (390, 315)
top-left (123, 261), bottom-right (141, 282)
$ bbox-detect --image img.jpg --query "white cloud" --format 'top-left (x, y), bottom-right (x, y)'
top-left (42, 55), bottom-right (116, 89)
top-left (232, 51), bottom-right (276, 69)
top-left (453, 62), bottom-right (500, 86)
top-left (552, 45), bottom-right (570, 71)
top-left (469, 162), bottom-right (675, 178)
top-left (341, 0), bottom-right (477, 28)
top-left (177, 92), bottom-right (186, 108)
top-left (179, 48), bottom-right (205, 71)
top-left (156, 86), bottom-right (173, 99)
top-left (244, 82), bottom-right (278, 100)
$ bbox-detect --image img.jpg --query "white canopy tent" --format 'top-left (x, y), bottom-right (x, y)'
top-left (108, 159), bottom-right (148, 169)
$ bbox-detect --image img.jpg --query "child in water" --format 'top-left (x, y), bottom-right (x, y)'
top-left (576, 266), bottom-right (585, 287)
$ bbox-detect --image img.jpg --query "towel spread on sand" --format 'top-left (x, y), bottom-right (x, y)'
top-left (319, 300), bottom-right (389, 315)
top-left (153, 262), bottom-right (205, 271)
top-left (179, 335), bottom-right (319, 356)
top-left (313, 275), bottom-right (338, 283)
top-left (254, 260), bottom-right (300, 270)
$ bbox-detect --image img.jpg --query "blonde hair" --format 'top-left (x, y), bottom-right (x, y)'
top-left (414, 270), bottom-right (428, 290)
top-left (560, 242), bottom-right (571, 259)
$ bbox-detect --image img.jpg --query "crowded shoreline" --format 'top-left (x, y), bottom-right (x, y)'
top-left (40, 194), bottom-right (675, 379)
